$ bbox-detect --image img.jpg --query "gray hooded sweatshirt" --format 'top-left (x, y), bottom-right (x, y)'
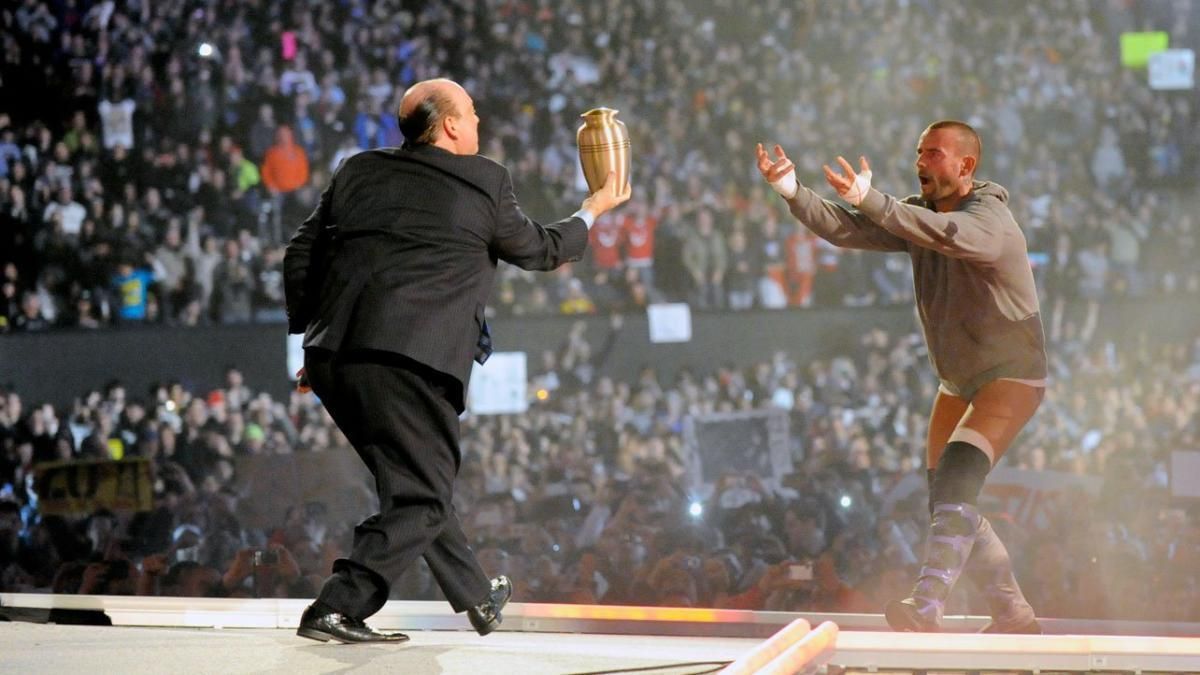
top-left (782, 180), bottom-right (1047, 400)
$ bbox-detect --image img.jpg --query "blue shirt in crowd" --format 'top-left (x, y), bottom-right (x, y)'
top-left (113, 268), bottom-right (154, 320)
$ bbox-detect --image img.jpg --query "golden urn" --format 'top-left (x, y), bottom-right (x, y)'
top-left (576, 108), bottom-right (631, 194)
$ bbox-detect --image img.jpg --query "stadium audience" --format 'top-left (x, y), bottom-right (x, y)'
top-left (2, 325), bottom-right (1198, 621)
top-left (1, 0), bottom-right (1198, 332)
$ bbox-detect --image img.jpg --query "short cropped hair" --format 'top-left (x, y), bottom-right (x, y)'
top-left (926, 120), bottom-right (982, 169)
top-left (398, 90), bottom-right (458, 146)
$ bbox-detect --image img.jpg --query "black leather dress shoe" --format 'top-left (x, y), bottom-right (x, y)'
top-left (296, 604), bottom-right (410, 644)
top-left (467, 575), bottom-right (512, 636)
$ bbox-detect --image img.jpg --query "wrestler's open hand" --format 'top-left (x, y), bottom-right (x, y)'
top-left (755, 143), bottom-right (794, 183)
top-left (822, 155), bottom-right (867, 191)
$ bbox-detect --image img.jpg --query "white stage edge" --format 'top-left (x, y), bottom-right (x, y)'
top-left (3, 594), bottom-right (1200, 673)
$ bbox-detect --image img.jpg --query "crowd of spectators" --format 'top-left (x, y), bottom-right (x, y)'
top-left (2, 0), bottom-right (1200, 333)
top-left (3, 321), bottom-right (1198, 622)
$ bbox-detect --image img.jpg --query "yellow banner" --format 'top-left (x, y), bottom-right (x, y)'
top-left (35, 458), bottom-right (155, 516)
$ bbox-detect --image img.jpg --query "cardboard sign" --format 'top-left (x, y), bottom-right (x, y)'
top-left (35, 458), bottom-right (155, 516)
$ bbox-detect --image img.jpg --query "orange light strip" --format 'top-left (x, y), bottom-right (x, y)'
top-left (526, 603), bottom-right (752, 624)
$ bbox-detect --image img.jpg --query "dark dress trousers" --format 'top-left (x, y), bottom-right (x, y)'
top-left (284, 144), bottom-right (587, 618)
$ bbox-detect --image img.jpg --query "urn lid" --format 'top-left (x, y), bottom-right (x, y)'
top-left (580, 107), bottom-right (619, 125)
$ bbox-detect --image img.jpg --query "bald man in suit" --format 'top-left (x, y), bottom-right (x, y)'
top-left (286, 78), bottom-right (630, 643)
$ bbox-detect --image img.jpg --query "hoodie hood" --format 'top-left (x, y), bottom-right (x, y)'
top-left (970, 180), bottom-right (1008, 204)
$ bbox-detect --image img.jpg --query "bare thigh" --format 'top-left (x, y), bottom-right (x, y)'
top-left (927, 380), bottom-right (1044, 467)
top-left (927, 387), bottom-right (969, 468)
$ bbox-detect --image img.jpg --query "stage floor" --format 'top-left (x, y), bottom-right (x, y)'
top-left (1, 623), bottom-right (758, 675)
top-left (5, 623), bottom-right (1200, 674)
top-left (2, 595), bottom-right (1199, 673)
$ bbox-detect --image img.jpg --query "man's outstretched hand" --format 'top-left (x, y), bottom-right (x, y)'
top-left (756, 143), bottom-right (798, 198)
top-left (296, 368), bottom-right (311, 393)
top-left (582, 170), bottom-right (633, 219)
top-left (823, 155), bottom-right (873, 206)
top-left (756, 143), bottom-right (794, 183)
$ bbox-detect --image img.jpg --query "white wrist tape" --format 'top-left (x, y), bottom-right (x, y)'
top-left (769, 171), bottom-right (798, 199)
top-left (841, 170), bottom-right (872, 206)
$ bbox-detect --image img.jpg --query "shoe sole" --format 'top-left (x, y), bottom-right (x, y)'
top-left (884, 601), bottom-right (936, 632)
top-left (471, 613), bottom-right (502, 636)
top-left (297, 627), bottom-right (411, 644)
top-left (297, 626), bottom-right (336, 643)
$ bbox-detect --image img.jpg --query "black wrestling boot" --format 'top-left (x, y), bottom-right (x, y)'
top-left (930, 456), bottom-right (1042, 635)
top-left (967, 516), bottom-right (1042, 634)
top-left (467, 575), bottom-right (512, 636)
top-left (296, 603), bottom-right (410, 644)
top-left (886, 502), bottom-right (982, 631)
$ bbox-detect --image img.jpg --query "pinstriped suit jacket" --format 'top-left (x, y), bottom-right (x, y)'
top-left (284, 143), bottom-right (588, 411)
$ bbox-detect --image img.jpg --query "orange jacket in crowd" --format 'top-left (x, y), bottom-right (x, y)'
top-left (261, 126), bottom-right (310, 193)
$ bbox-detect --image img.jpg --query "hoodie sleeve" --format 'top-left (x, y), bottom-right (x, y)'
top-left (855, 187), bottom-right (1015, 264)
top-left (782, 184), bottom-right (908, 253)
